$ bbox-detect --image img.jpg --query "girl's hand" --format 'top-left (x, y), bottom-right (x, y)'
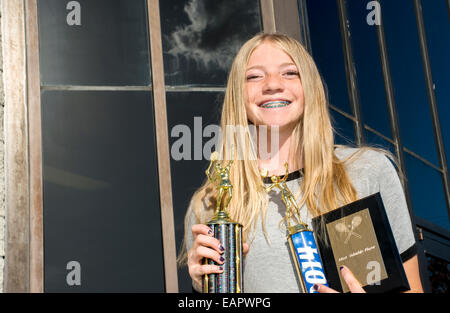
top-left (187, 224), bottom-right (249, 291)
top-left (314, 265), bottom-right (366, 293)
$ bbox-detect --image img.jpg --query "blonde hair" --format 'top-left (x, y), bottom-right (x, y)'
top-left (177, 33), bottom-right (395, 265)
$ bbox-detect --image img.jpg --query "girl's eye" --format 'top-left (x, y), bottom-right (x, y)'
top-left (246, 74), bottom-right (262, 81)
top-left (283, 71), bottom-right (299, 77)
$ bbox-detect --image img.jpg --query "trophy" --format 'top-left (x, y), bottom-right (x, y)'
top-left (261, 164), bottom-right (328, 293)
top-left (203, 151), bottom-right (243, 293)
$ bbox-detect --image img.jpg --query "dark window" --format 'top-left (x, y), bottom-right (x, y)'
top-left (382, 0), bottom-right (440, 166)
top-left (37, 0), bottom-right (151, 86)
top-left (166, 91), bottom-right (224, 292)
top-left (426, 253), bottom-right (450, 293)
top-left (330, 110), bottom-right (356, 146)
top-left (160, 0), bottom-right (262, 87)
top-left (404, 153), bottom-right (450, 230)
top-left (306, 0), bottom-right (353, 116)
top-left (346, 0), bottom-right (392, 140)
top-left (42, 91), bottom-right (164, 292)
top-left (422, 0), bottom-right (450, 169)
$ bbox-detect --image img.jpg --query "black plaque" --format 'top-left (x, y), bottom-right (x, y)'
top-left (312, 192), bottom-right (410, 293)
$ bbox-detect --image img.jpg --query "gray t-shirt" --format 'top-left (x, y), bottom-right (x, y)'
top-left (185, 147), bottom-right (417, 292)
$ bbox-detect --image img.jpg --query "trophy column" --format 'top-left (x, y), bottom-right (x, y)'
top-left (262, 164), bottom-right (328, 293)
top-left (287, 223), bottom-right (328, 293)
top-left (203, 152), bottom-right (243, 293)
top-left (204, 213), bottom-right (243, 293)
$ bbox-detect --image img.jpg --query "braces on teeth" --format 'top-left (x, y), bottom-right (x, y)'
top-left (261, 100), bottom-right (291, 108)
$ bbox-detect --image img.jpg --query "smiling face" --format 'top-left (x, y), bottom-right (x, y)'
top-left (244, 41), bottom-right (305, 132)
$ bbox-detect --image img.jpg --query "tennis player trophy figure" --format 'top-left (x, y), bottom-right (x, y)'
top-left (261, 163), bottom-right (328, 293)
top-left (203, 151), bottom-right (243, 293)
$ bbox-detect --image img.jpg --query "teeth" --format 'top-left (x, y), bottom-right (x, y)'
top-left (261, 100), bottom-right (291, 108)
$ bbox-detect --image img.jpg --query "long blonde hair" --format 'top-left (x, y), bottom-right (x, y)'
top-left (178, 33), bottom-right (382, 265)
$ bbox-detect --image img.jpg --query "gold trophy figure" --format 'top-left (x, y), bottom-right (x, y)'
top-left (262, 164), bottom-right (303, 230)
top-left (203, 152), bottom-right (243, 293)
top-left (205, 151), bottom-right (233, 218)
top-left (261, 164), bottom-right (329, 293)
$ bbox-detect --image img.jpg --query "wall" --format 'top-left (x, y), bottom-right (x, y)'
top-left (0, 5), bottom-right (5, 293)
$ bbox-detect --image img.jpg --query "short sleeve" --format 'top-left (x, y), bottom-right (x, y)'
top-left (375, 153), bottom-right (417, 261)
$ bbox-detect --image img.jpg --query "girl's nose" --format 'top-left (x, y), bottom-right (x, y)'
top-left (263, 74), bottom-right (284, 93)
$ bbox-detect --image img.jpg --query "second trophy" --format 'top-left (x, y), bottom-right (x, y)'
top-left (203, 152), bottom-right (243, 293)
top-left (262, 164), bottom-right (328, 293)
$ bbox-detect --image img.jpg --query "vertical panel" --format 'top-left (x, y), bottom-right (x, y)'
top-left (25, 0), bottom-right (44, 293)
top-left (373, 0), bottom-right (409, 194)
top-left (305, 0), bottom-right (352, 116)
top-left (147, 0), bottom-right (178, 292)
top-left (382, 0), bottom-right (440, 166)
top-left (2, 0), bottom-right (30, 293)
top-left (422, 0), bottom-right (450, 167)
top-left (272, 0), bottom-right (302, 42)
top-left (260, 0), bottom-right (276, 33)
top-left (337, 0), bottom-right (365, 146)
top-left (41, 91), bottom-right (165, 292)
top-left (296, 0), bottom-right (312, 51)
top-left (418, 0), bottom-right (450, 222)
top-left (346, 0), bottom-right (392, 140)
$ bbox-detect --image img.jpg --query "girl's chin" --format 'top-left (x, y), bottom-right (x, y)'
top-left (256, 115), bottom-right (299, 126)
top-left (252, 121), bottom-right (299, 131)
top-left (247, 111), bottom-right (302, 130)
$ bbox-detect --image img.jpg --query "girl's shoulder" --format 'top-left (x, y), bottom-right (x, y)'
top-left (334, 146), bottom-right (394, 174)
top-left (334, 146), bottom-right (402, 197)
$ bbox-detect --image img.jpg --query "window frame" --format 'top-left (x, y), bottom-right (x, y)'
top-left (3, 0), bottom-right (179, 292)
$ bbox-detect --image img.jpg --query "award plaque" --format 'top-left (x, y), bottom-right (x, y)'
top-left (311, 192), bottom-right (410, 293)
top-left (203, 152), bottom-right (243, 293)
top-left (262, 164), bottom-right (328, 293)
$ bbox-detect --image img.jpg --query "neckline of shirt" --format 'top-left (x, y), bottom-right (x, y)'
top-left (262, 169), bottom-right (304, 184)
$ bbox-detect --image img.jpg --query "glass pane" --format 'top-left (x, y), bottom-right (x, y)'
top-left (305, 0), bottom-right (353, 115)
top-left (346, 0), bottom-right (392, 139)
top-left (382, 0), bottom-right (440, 166)
top-left (422, 0), bottom-right (450, 168)
top-left (404, 153), bottom-right (450, 230)
top-left (37, 0), bottom-right (151, 86)
top-left (330, 110), bottom-right (356, 146)
top-left (365, 130), bottom-right (395, 156)
top-left (160, 0), bottom-right (262, 87)
top-left (426, 254), bottom-right (450, 294)
top-left (42, 90), bottom-right (164, 292)
top-left (166, 91), bottom-right (223, 292)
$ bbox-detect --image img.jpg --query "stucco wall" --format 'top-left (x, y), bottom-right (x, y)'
top-left (0, 5), bottom-right (5, 293)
